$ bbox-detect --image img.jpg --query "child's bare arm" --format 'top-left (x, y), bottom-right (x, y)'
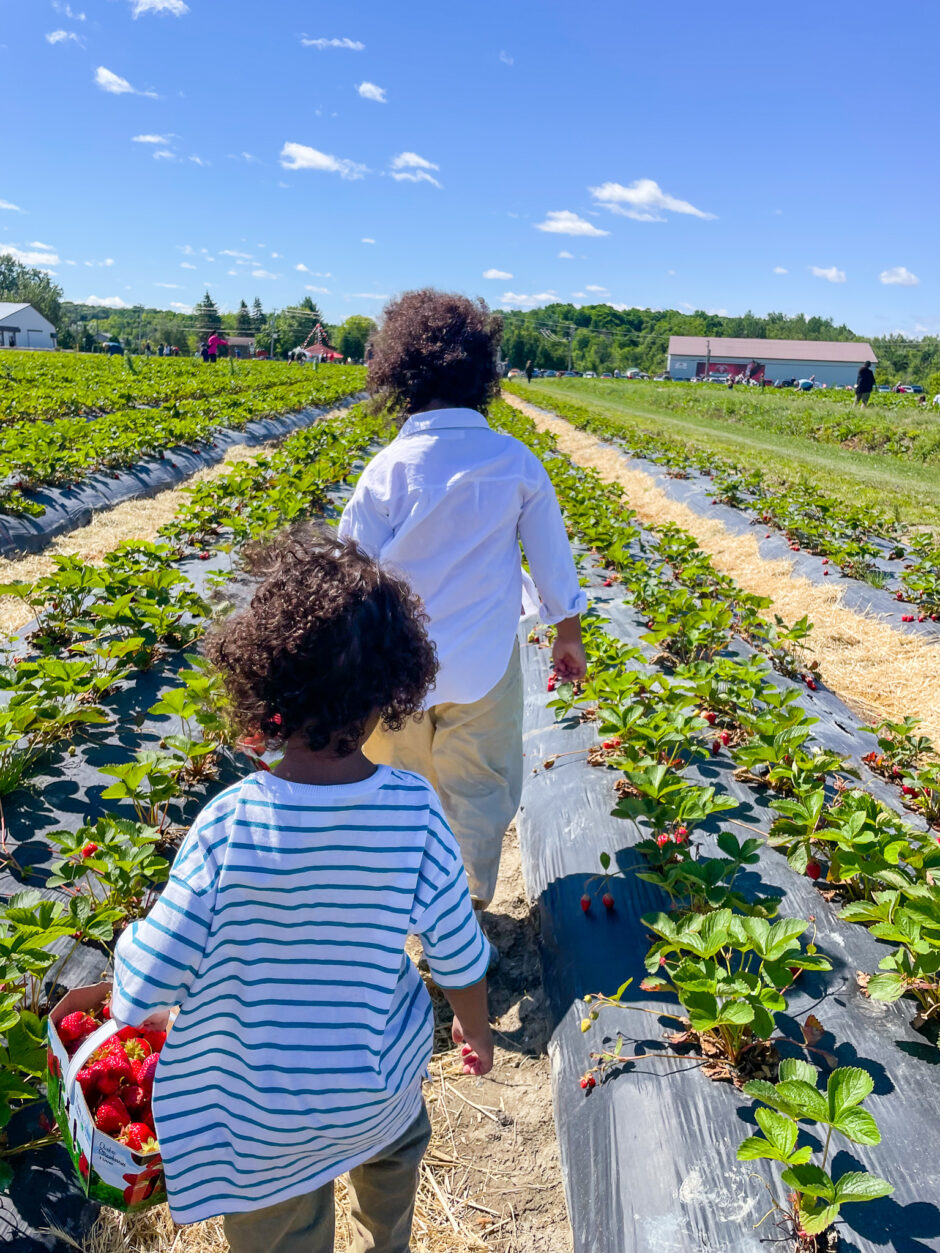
top-left (443, 980), bottom-right (493, 1076)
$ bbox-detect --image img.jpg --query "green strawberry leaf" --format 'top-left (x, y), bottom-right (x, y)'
top-left (832, 1107), bottom-right (881, 1146)
top-left (781, 1163), bottom-right (836, 1201)
top-left (865, 973), bottom-right (907, 1002)
top-left (828, 1067), bottom-right (874, 1119)
top-left (755, 1108), bottom-right (798, 1156)
top-left (833, 1171), bottom-right (894, 1204)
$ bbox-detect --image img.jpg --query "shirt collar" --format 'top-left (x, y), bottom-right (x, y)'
top-left (399, 408), bottom-right (491, 437)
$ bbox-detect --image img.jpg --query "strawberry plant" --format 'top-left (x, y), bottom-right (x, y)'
top-left (738, 1060), bottom-right (892, 1246)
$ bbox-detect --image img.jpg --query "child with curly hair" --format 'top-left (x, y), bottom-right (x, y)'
top-left (340, 289), bottom-right (587, 917)
top-left (110, 526), bottom-right (493, 1252)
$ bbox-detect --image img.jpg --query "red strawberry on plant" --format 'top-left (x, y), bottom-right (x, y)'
top-left (806, 860), bottom-right (823, 881)
top-left (94, 1096), bottom-right (130, 1134)
top-left (80, 843), bottom-right (98, 859)
top-left (580, 895), bottom-right (591, 913)
top-left (700, 710), bottom-right (717, 726)
top-left (602, 893), bottom-right (615, 911)
top-left (719, 730), bottom-right (731, 746)
top-left (656, 832), bottom-right (670, 848)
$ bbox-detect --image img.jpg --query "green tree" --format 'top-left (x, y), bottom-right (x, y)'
top-left (279, 297), bottom-right (324, 356)
top-left (251, 297), bottom-right (266, 333)
top-left (235, 300), bottom-right (252, 334)
top-left (0, 252), bottom-right (63, 327)
top-left (337, 315), bottom-right (376, 362)
top-left (193, 291), bottom-right (222, 337)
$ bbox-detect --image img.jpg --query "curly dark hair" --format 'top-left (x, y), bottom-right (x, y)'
top-left (367, 289), bottom-right (503, 417)
top-left (205, 524), bottom-right (437, 757)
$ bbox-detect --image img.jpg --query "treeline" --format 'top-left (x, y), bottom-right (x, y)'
top-left (500, 303), bottom-right (940, 384)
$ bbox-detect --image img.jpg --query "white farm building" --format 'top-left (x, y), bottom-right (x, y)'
top-left (666, 336), bottom-right (877, 387)
top-left (0, 302), bottom-right (57, 351)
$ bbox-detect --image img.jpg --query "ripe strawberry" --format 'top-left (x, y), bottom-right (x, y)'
top-left (901, 785), bottom-right (915, 796)
top-left (94, 1096), bottom-right (130, 1135)
top-left (711, 739), bottom-right (721, 755)
top-left (719, 730), bottom-right (731, 746)
top-left (546, 678), bottom-right (556, 692)
top-left (580, 895), bottom-right (591, 913)
top-left (198, 551), bottom-right (210, 560)
top-left (123, 1037), bottom-right (151, 1062)
top-left (656, 832), bottom-right (670, 848)
top-left (76, 1067), bottom-right (98, 1100)
top-left (58, 1012), bottom-right (98, 1045)
top-left (602, 893), bottom-right (615, 911)
top-left (823, 569), bottom-right (830, 576)
top-left (806, 860), bottom-right (822, 881)
top-left (896, 591), bottom-right (904, 602)
top-left (806, 679), bottom-right (817, 691)
top-left (700, 710), bottom-right (717, 726)
top-left (118, 1122), bottom-right (159, 1152)
top-left (123, 1083), bottom-right (148, 1116)
top-left (602, 578), bottom-right (612, 587)
top-left (80, 843), bottom-right (98, 859)
top-left (93, 1052), bottom-right (133, 1095)
top-left (821, 557), bottom-right (828, 565)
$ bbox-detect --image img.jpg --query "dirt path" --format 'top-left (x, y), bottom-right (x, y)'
top-left (73, 827), bottom-right (571, 1253)
top-left (504, 391), bottom-right (940, 747)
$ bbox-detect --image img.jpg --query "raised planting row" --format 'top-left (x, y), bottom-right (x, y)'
top-left (505, 383), bottom-right (940, 615)
top-left (490, 397), bottom-right (940, 1252)
top-left (0, 352), bottom-right (335, 422)
top-left (0, 366), bottom-right (366, 518)
top-left (0, 402), bottom-right (392, 1223)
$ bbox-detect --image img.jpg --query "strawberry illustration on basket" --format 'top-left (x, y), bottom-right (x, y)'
top-left (122, 1160), bottom-right (165, 1207)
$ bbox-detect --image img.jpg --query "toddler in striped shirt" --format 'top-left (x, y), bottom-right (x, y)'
top-left (112, 525), bottom-right (493, 1252)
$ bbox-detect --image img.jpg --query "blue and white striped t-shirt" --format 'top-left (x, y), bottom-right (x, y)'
top-left (111, 767), bottom-right (489, 1224)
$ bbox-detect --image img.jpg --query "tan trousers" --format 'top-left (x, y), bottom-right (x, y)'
top-left (223, 1106), bottom-right (431, 1253)
top-left (365, 641), bottom-right (524, 907)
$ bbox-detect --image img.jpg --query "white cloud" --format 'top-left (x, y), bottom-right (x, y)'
top-left (557, 250), bottom-right (574, 259)
top-left (810, 265), bottom-right (846, 283)
top-left (46, 29), bottom-right (83, 45)
top-left (499, 291), bottom-right (558, 307)
top-left (773, 266), bottom-right (788, 274)
top-left (571, 292), bottom-right (586, 300)
top-left (170, 301), bottom-right (193, 312)
top-left (226, 269), bottom-right (238, 276)
top-left (153, 150), bottom-right (176, 161)
top-left (270, 252), bottom-right (281, 259)
top-left (301, 36), bottom-right (364, 50)
top-left (499, 50), bottom-right (514, 65)
top-left (28, 241), bottom-right (52, 249)
top-left (483, 268), bottom-right (513, 280)
top-left (305, 285), bottom-right (330, 294)
top-left (0, 200), bottom-right (24, 213)
top-left (251, 269), bottom-right (280, 279)
top-left (880, 266), bottom-right (919, 287)
top-left (83, 258), bottom-right (116, 268)
top-left (154, 282), bottom-right (181, 288)
top-left (179, 245), bottom-right (196, 255)
top-left (133, 134), bottom-right (171, 144)
top-left (131, 0), bottom-right (189, 16)
top-left (180, 262), bottom-right (197, 269)
top-left (589, 178), bottom-right (715, 222)
top-left (534, 210), bottom-right (609, 238)
top-left (348, 292), bottom-right (389, 300)
top-left (220, 249), bottom-right (253, 260)
top-left (296, 263), bottom-right (310, 272)
top-left (84, 295), bottom-right (131, 308)
top-left (95, 66), bottom-right (158, 98)
top-left (279, 141), bottom-right (367, 180)
top-left (357, 81), bottom-right (387, 103)
top-left (585, 284), bottom-right (608, 293)
top-left (188, 155), bottom-right (208, 167)
top-left (53, 3), bottom-right (86, 18)
top-left (361, 238), bottom-right (376, 244)
top-left (4, 244), bottom-right (60, 266)
top-left (391, 152), bottom-right (439, 172)
top-left (390, 169), bottom-right (442, 188)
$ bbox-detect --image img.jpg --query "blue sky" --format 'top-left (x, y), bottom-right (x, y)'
top-left (2, 0), bottom-right (938, 336)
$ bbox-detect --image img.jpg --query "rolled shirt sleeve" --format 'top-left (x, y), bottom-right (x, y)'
top-left (338, 472), bottom-right (394, 560)
top-left (410, 809), bottom-right (490, 990)
top-left (518, 458), bottom-right (588, 626)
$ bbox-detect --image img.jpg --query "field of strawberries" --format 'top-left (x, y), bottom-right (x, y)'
top-left (491, 396), bottom-right (940, 1252)
top-left (0, 355), bottom-right (378, 1244)
top-left (1, 350), bottom-right (939, 1253)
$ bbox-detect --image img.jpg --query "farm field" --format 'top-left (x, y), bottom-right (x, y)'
top-left (0, 355), bottom-right (939, 1253)
top-left (512, 378), bottom-right (940, 529)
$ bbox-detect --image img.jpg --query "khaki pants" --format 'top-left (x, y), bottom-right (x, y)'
top-left (365, 641), bottom-right (523, 907)
top-left (223, 1106), bottom-right (431, 1253)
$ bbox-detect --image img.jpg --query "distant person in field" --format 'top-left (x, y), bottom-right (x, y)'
top-left (855, 360), bottom-right (876, 406)
top-left (339, 290), bottom-right (587, 932)
top-left (199, 340), bottom-right (210, 363)
top-left (525, 359), bottom-right (534, 382)
top-left (207, 331), bottom-right (226, 363)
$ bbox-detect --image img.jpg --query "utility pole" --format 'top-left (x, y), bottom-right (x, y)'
top-left (270, 308), bottom-right (278, 359)
top-left (705, 338), bottom-right (711, 381)
top-left (567, 325), bottom-right (574, 372)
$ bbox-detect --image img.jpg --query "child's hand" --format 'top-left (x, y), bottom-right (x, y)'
top-left (452, 1017), bottom-right (494, 1076)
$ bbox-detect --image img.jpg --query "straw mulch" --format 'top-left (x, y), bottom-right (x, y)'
top-left (505, 393), bottom-right (940, 746)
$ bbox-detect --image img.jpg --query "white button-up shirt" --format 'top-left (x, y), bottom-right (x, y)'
top-left (338, 408), bottom-right (586, 706)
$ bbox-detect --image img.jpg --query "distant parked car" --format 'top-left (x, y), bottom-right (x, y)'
top-left (895, 384), bottom-right (924, 394)
top-left (507, 368), bottom-right (523, 379)
top-left (583, 371), bottom-right (596, 378)
top-left (653, 372), bottom-right (671, 381)
top-left (600, 372), bottom-right (613, 378)
top-left (877, 384), bottom-right (891, 392)
top-left (562, 370), bottom-right (579, 377)
top-left (543, 369), bottom-right (557, 378)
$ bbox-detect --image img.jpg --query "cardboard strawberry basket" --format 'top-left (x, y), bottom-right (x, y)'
top-left (47, 981), bottom-right (167, 1213)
